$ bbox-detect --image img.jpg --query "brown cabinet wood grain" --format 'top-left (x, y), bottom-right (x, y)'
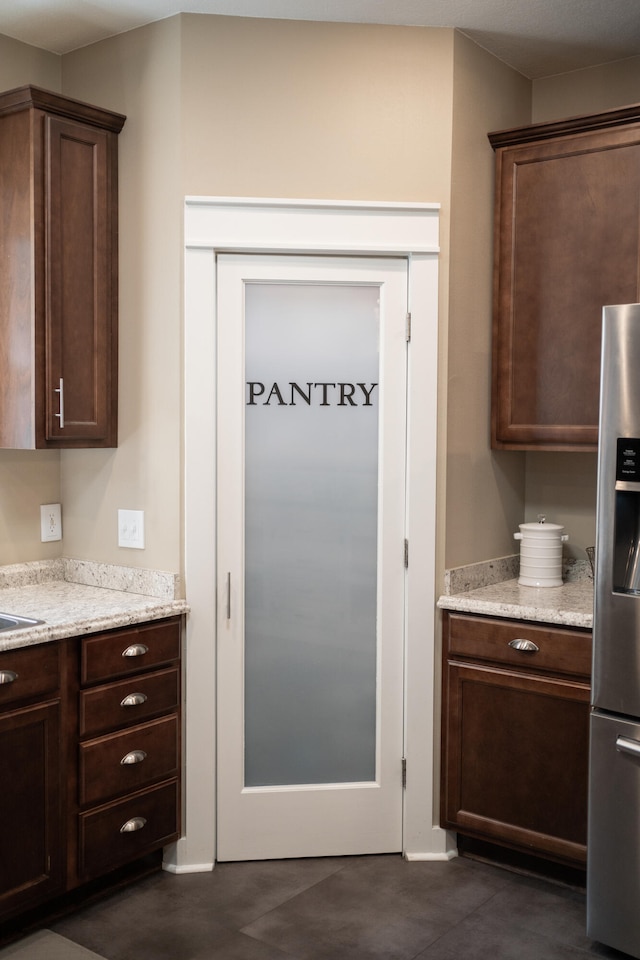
top-left (78, 666), bottom-right (180, 739)
top-left (78, 781), bottom-right (179, 879)
top-left (489, 104), bottom-right (640, 450)
top-left (0, 645), bottom-right (64, 920)
top-left (81, 619), bottom-right (181, 685)
top-left (0, 85), bottom-right (125, 448)
top-left (79, 715), bottom-right (179, 807)
top-left (76, 621), bottom-right (181, 882)
top-left (0, 642), bottom-right (61, 706)
top-left (0, 616), bottom-right (181, 923)
top-left (441, 610), bottom-right (591, 867)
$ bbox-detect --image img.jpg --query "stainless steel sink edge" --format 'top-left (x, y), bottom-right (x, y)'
top-left (0, 613), bottom-right (45, 632)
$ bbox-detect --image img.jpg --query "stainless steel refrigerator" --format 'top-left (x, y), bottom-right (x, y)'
top-left (588, 302), bottom-right (640, 958)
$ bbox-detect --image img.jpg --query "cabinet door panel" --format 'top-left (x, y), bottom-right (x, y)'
top-left (0, 87), bottom-right (124, 450)
top-left (44, 115), bottom-right (115, 444)
top-left (442, 661), bottom-right (589, 864)
top-left (0, 700), bottom-right (63, 917)
top-left (491, 122), bottom-right (640, 450)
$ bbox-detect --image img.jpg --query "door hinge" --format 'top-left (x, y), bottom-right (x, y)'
top-left (402, 757), bottom-right (407, 789)
top-left (406, 312), bottom-right (412, 342)
top-left (404, 539), bottom-right (409, 568)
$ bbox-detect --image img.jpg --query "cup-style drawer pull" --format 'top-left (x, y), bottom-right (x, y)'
top-left (120, 749), bottom-right (147, 766)
top-left (508, 638), bottom-right (540, 653)
top-left (120, 692), bottom-right (148, 708)
top-left (122, 643), bottom-right (149, 658)
top-left (0, 670), bottom-right (18, 684)
top-left (120, 816), bottom-right (147, 834)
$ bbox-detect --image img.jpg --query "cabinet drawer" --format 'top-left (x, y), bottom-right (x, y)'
top-left (0, 643), bottom-right (60, 706)
top-left (79, 715), bottom-right (179, 807)
top-left (81, 618), bottom-right (180, 685)
top-left (446, 613), bottom-right (592, 678)
top-left (79, 667), bottom-right (180, 737)
top-left (78, 780), bottom-right (179, 879)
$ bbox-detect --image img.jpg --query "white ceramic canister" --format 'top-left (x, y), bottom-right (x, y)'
top-left (513, 515), bottom-right (568, 587)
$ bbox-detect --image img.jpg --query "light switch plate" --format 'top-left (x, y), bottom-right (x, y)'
top-left (118, 509), bottom-right (145, 549)
top-left (40, 503), bottom-right (62, 542)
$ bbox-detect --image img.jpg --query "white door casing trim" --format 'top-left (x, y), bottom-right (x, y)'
top-left (175, 196), bottom-right (451, 872)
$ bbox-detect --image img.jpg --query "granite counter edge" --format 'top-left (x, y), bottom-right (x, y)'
top-left (0, 599), bottom-right (189, 652)
top-left (437, 594), bottom-right (592, 630)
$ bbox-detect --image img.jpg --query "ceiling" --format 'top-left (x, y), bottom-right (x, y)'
top-left (1, 0), bottom-right (640, 80)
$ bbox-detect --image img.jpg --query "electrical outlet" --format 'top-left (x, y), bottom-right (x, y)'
top-left (118, 509), bottom-right (145, 549)
top-left (40, 503), bottom-right (62, 542)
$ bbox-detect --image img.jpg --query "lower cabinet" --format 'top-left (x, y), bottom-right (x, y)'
top-left (0, 616), bottom-right (182, 924)
top-left (75, 619), bottom-right (181, 883)
top-left (0, 643), bottom-right (64, 918)
top-left (0, 701), bottom-right (64, 916)
top-left (440, 611), bottom-right (591, 867)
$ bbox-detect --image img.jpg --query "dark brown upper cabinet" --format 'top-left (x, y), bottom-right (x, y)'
top-left (489, 104), bottom-right (640, 451)
top-left (0, 86), bottom-right (125, 448)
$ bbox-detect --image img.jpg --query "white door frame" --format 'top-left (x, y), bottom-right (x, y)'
top-left (171, 196), bottom-right (453, 873)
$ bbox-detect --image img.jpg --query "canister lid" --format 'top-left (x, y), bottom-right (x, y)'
top-left (518, 513), bottom-right (564, 534)
top-left (518, 521), bottom-right (565, 533)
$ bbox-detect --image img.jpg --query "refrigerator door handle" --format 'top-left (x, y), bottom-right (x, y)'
top-left (616, 735), bottom-right (640, 758)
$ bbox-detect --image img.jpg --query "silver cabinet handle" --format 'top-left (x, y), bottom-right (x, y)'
top-left (120, 816), bottom-right (147, 833)
top-left (508, 638), bottom-right (540, 653)
top-left (54, 377), bottom-right (65, 428)
top-left (120, 692), bottom-right (148, 708)
top-left (122, 643), bottom-right (149, 658)
top-left (616, 736), bottom-right (640, 758)
top-left (120, 749), bottom-right (147, 766)
top-left (226, 572), bottom-right (231, 620)
top-left (0, 670), bottom-right (18, 684)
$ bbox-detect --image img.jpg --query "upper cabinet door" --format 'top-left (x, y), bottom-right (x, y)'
top-left (489, 107), bottom-right (640, 451)
top-left (45, 115), bottom-right (115, 445)
top-left (0, 86), bottom-right (125, 449)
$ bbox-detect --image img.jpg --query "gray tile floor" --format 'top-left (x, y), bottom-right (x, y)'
top-left (50, 854), bottom-right (631, 960)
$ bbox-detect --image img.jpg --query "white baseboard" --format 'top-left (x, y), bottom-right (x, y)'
top-left (404, 850), bottom-right (458, 862)
top-left (163, 860), bottom-right (215, 874)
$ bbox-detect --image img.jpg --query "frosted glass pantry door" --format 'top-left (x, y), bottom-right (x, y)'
top-left (216, 255), bottom-right (407, 861)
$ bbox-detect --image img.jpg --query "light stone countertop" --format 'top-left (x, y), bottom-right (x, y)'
top-left (0, 559), bottom-right (188, 652)
top-left (438, 555), bottom-right (594, 630)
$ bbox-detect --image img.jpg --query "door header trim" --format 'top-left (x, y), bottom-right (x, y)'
top-left (184, 196), bottom-right (440, 256)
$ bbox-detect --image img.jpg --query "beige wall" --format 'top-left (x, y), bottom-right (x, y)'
top-left (180, 14), bottom-right (458, 590)
top-left (60, 19), bottom-right (184, 571)
top-left (181, 16), bottom-right (454, 202)
top-left (60, 16), bottom-right (459, 580)
top-left (533, 55), bottom-right (640, 122)
top-left (0, 451), bottom-right (61, 564)
top-left (445, 32), bottom-right (530, 568)
top-left (0, 37), bottom-right (62, 565)
top-left (0, 33), bottom-right (60, 91)
top-left (2, 16), bottom-right (636, 575)
top-left (525, 453), bottom-right (597, 557)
